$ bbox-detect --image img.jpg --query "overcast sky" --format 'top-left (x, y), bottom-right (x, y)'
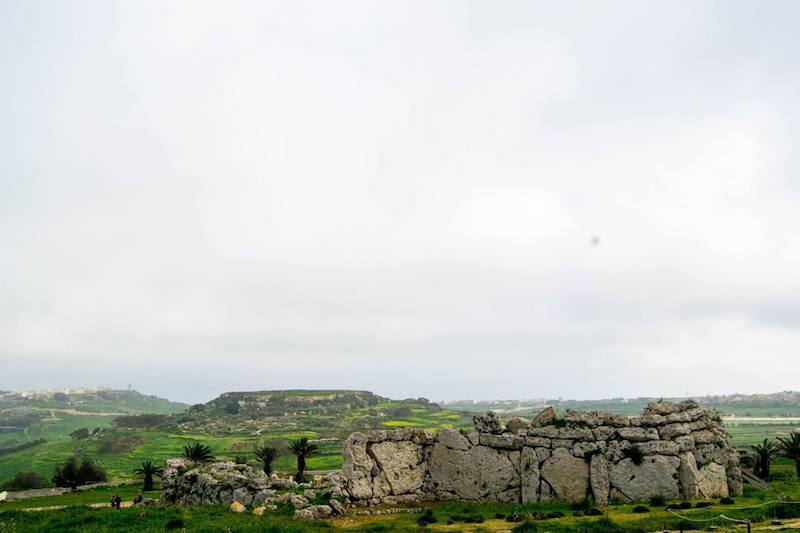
top-left (1, 1), bottom-right (799, 404)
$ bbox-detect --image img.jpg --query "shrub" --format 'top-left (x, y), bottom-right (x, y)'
top-left (545, 511), bottom-right (564, 519)
top-left (52, 457), bottom-right (107, 489)
top-left (495, 512), bottom-right (506, 519)
top-left (649, 495), bottom-right (665, 507)
top-left (417, 509), bottom-right (437, 526)
top-left (695, 501), bottom-right (713, 508)
top-left (512, 521), bottom-right (539, 532)
top-left (69, 428), bottom-right (90, 440)
top-left (586, 507), bottom-right (603, 516)
top-left (720, 496), bottom-right (736, 505)
top-left (164, 518), bottom-right (185, 529)
top-left (623, 446), bottom-right (644, 465)
top-left (632, 505), bottom-right (650, 513)
top-left (1, 471), bottom-right (48, 490)
top-left (679, 501), bottom-right (692, 509)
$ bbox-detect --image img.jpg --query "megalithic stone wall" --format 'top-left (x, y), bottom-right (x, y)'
top-left (341, 400), bottom-right (743, 505)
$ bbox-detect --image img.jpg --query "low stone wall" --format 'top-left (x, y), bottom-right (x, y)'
top-left (341, 400), bottom-right (743, 505)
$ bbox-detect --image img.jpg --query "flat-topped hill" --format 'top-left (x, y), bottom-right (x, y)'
top-left (170, 390), bottom-right (467, 438)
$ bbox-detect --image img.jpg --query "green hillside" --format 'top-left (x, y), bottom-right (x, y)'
top-left (0, 389), bottom-right (470, 486)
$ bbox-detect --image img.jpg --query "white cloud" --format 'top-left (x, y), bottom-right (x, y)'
top-left (1, 0), bottom-right (799, 402)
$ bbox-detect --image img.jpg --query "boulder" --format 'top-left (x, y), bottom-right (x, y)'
top-left (616, 427), bottom-right (659, 442)
top-left (429, 444), bottom-right (518, 500)
top-left (329, 498), bottom-right (346, 516)
top-left (540, 447), bottom-right (589, 501)
top-left (473, 413), bottom-right (503, 434)
top-left (437, 428), bottom-right (471, 451)
top-left (232, 487), bottom-right (253, 506)
top-left (590, 453), bottom-right (610, 505)
top-left (532, 406), bottom-right (557, 427)
top-left (609, 455), bottom-right (680, 501)
top-left (479, 433), bottom-right (523, 450)
top-left (678, 452), bottom-right (699, 499)
top-left (697, 463), bottom-right (729, 498)
top-left (505, 417), bottom-right (533, 434)
top-left (369, 441), bottom-right (426, 495)
top-left (520, 447), bottom-right (540, 503)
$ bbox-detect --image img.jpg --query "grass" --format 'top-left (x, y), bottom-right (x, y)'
top-left (6, 484), bottom-right (800, 532)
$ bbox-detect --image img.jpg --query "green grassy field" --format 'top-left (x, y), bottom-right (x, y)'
top-left (4, 479), bottom-right (800, 532)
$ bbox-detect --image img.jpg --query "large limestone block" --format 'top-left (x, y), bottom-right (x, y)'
top-left (342, 433), bottom-right (373, 499)
top-left (609, 455), bottom-right (680, 501)
top-left (616, 427), bottom-right (660, 442)
top-left (678, 452), bottom-right (699, 500)
top-left (369, 441), bottom-right (425, 495)
top-left (429, 444), bottom-right (518, 501)
top-left (437, 427), bottom-right (471, 451)
top-left (506, 417), bottom-right (533, 434)
top-left (521, 447), bottom-right (540, 503)
top-left (533, 406), bottom-right (557, 427)
top-left (540, 447), bottom-right (589, 501)
top-left (590, 453), bottom-right (610, 505)
top-left (697, 462), bottom-right (729, 498)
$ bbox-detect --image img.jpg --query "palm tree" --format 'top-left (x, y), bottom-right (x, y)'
top-left (289, 437), bottom-right (319, 482)
top-left (133, 461), bottom-right (163, 491)
top-left (182, 442), bottom-right (214, 464)
top-left (778, 432), bottom-right (800, 479)
top-left (253, 442), bottom-right (281, 476)
top-left (751, 438), bottom-right (777, 479)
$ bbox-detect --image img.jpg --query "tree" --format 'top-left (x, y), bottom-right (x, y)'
top-left (182, 442), bottom-right (214, 464)
top-left (751, 438), bottom-right (777, 479)
top-left (70, 428), bottom-right (90, 440)
top-left (289, 437), bottom-right (319, 482)
top-left (133, 461), bottom-right (163, 491)
top-left (1, 471), bottom-right (48, 490)
top-left (253, 442), bottom-right (281, 476)
top-left (52, 457), bottom-right (107, 489)
top-left (778, 432), bottom-right (800, 479)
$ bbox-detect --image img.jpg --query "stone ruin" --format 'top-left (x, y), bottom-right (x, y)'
top-left (341, 400), bottom-right (743, 505)
top-left (157, 401), bottom-right (743, 516)
top-left (159, 459), bottom-right (349, 519)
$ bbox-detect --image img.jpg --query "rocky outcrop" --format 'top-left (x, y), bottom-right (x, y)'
top-left (159, 458), bottom-right (347, 516)
top-left (341, 401), bottom-right (742, 504)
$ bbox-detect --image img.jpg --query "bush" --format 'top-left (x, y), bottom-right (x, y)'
top-left (495, 512), bottom-right (506, 519)
top-left (1, 471), bottom-right (49, 490)
top-left (649, 495), bottom-right (665, 507)
top-left (720, 496), bottom-right (736, 505)
top-left (512, 521), bottom-right (539, 532)
top-left (679, 501), bottom-right (692, 509)
top-left (545, 511), bottom-right (564, 519)
top-left (695, 501), bottom-right (713, 508)
top-left (632, 505), bottom-right (650, 513)
top-left (417, 509), bottom-right (437, 526)
top-left (70, 428), bottom-right (90, 440)
top-left (586, 507), bottom-right (603, 516)
top-left (164, 517), bottom-right (185, 529)
top-left (622, 446), bottom-right (644, 465)
top-left (52, 457), bottom-right (107, 489)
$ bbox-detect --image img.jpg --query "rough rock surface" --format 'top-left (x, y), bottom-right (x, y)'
top-left (609, 456), bottom-right (680, 501)
top-left (160, 458), bottom-right (347, 513)
top-left (342, 401), bottom-right (741, 504)
top-left (540, 448), bottom-right (589, 501)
